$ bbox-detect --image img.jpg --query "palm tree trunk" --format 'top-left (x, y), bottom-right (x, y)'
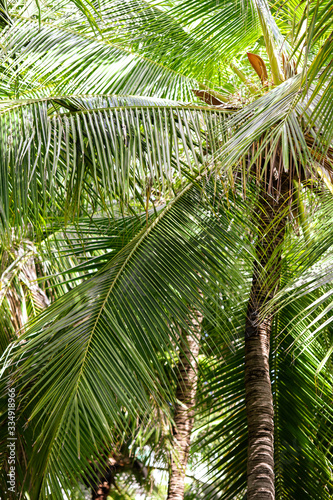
top-left (167, 311), bottom-right (202, 500)
top-left (245, 169), bottom-right (289, 500)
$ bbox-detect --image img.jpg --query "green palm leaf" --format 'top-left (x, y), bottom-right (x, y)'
top-left (0, 94), bottom-right (228, 225)
top-left (2, 180), bottom-right (248, 497)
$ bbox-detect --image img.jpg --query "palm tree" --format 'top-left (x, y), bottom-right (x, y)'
top-left (167, 314), bottom-right (202, 500)
top-left (0, 0), bottom-right (332, 499)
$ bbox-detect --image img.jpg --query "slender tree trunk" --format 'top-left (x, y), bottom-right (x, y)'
top-left (167, 311), bottom-right (202, 500)
top-left (245, 165), bottom-right (289, 500)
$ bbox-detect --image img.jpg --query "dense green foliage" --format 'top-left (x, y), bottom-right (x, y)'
top-left (0, 0), bottom-right (332, 499)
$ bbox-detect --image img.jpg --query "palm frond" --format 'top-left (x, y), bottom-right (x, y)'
top-left (0, 94), bottom-right (228, 225)
top-left (192, 276), bottom-right (333, 500)
top-left (2, 180), bottom-right (249, 497)
top-left (0, 3), bottom-right (198, 100)
top-left (272, 308), bottom-right (333, 499)
top-left (0, 236), bottom-right (49, 354)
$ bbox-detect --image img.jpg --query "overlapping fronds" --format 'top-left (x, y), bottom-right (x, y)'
top-left (0, 1), bottom-right (332, 499)
top-left (213, 74), bottom-right (333, 194)
top-left (0, 0), bottom-right (199, 100)
top-left (0, 208), bottom-right (166, 497)
top-left (108, 0), bottom-right (259, 77)
top-left (0, 94), bottom-right (227, 226)
top-left (0, 0), bottom-right (260, 98)
top-left (287, 0), bottom-right (333, 146)
top-left (1, 180), bottom-right (251, 498)
top-left (40, 210), bottom-right (156, 290)
top-left (266, 190), bottom-right (333, 354)
top-left (0, 0), bottom-right (296, 101)
top-left (191, 258), bottom-right (333, 499)
top-left (272, 313), bottom-right (333, 499)
top-left (0, 237), bottom-right (49, 354)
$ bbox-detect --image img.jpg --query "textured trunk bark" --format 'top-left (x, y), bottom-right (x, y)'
top-left (245, 168), bottom-right (289, 500)
top-left (167, 311), bottom-right (202, 500)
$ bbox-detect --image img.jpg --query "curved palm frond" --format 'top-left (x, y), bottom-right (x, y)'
top-left (190, 231), bottom-right (333, 499)
top-left (0, 2), bottom-right (198, 100)
top-left (0, 1), bottom-right (332, 499)
top-left (1, 180), bottom-right (250, 498)
top-left (0, 94), bottom-right (228, 227)
top-left (0, 236), bottom-right (50, 353)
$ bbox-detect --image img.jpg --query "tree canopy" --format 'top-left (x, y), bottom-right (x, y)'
top-left (0, 0), bottom-right (332, 499)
